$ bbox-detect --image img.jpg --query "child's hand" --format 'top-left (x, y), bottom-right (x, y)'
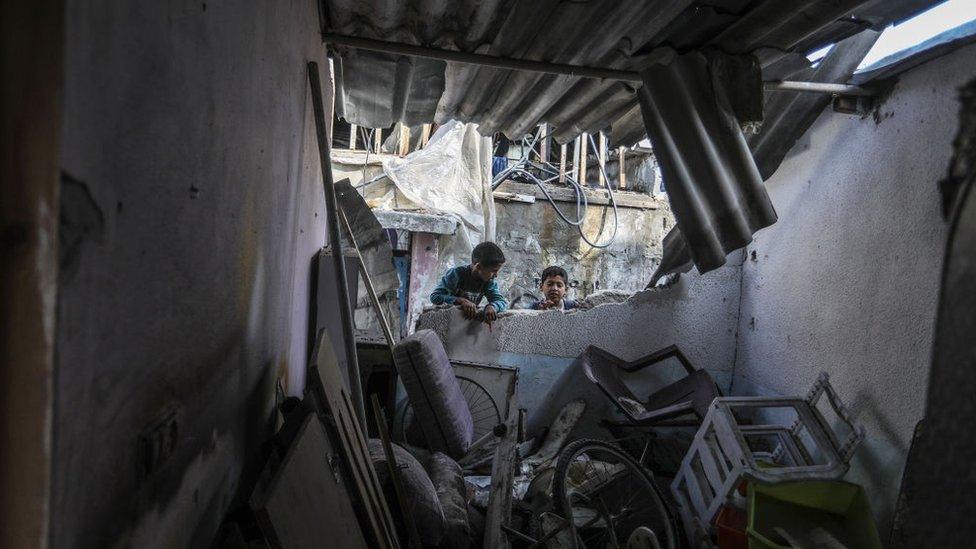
top-left (484, 304), bottom-right (497, 323)
top-left (457, 298), bottom-right (477, 319)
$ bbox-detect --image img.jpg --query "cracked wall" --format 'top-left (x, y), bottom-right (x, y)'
top-left (493, 193), bottom-right (674, 308)
top-left (417, 257), bottom-right (742, 414)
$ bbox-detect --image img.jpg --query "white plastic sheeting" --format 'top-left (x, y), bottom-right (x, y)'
top-left (369, 120), bottom-right (495, 331)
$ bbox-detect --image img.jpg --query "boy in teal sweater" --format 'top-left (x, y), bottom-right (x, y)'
top-left (430, 242), bottom-right (508, 323)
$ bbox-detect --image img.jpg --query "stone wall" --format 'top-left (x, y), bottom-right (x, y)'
top-left (493, 188), bottom-right (674, 307)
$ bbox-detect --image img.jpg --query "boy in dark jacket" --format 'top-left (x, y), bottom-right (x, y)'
top-left (430, 242), bottom-right (508, 323)
top-left (531, 266), bottom-right (578, 311)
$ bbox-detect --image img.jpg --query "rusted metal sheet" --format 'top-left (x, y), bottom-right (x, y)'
top-left (326, 0), bottom-right (939, 144)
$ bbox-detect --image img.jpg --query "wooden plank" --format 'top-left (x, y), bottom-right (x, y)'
top-left (498, 181), bottom-right (662, 210)
top-left (538, 123), bottom-right (550, 163)
top-left (420, 124), bottom-right (431, 147)
top-left (483, 405), bottom-right (520, 549)
top-left (558, 143), bottom-right (567, 183)
top-left (618, 146), bottom-right (626, 189)
top-left (374, 128), bottom-right (382, 154)
top-left (578, 132), bottom-right (588, 186)
top-left (492, 191), bottom-right (536, 204)
top-left (350, 124), bottom-right (358, 150)
top-left (371, 395), bottom-right (423, 549)
top-left (571, 136), bottom-right (580, 183)
top-left (598, 132), bottom-right (607, 186)
top-left (397, 124), bottom-right (410, 156)
top-left (250, 415), bottom-right (369, 549)
top-left (309, 332), bottom-right (400, 549)
top-left (1, 3), bottom-right (62, 545)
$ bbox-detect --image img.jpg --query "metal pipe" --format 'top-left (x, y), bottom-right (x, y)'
top-left (764, 80), bottom-right (875, 96)
top-left (307, 61), bottom-right (367, 425)
top-left (325, 34), bottom-right (877, 98)
top-left (323, 33), bottom-right (643, 82)
top-left (338, 209), bottom-right (396, 354)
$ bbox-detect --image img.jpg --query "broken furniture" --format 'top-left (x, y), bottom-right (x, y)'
top-left (582, 344), bottom-right (721, 428)
top-left (747, 480), bottom-right (881, 549)
top-left (670, 372), bottom-right (865, 545)
top-left (392, 329), bottom-right (520, 547)
top-left (392, 330), bottom-right (518, 460)
top-left (250, 413), bottom-right (370, 549)
top-left (527, 344), bottom-right (721, 447)
top-left (306, 330), bottom-right (400, 548)
top-left (393, 329), bottom-right (478, 459)
top-left (395, 359), bottom-right (518, 449)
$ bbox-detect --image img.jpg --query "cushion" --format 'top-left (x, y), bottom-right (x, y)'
top-left (367, 439), bottom-right (445, 547)
top-left (425, 453), bottom-right (472, 549)
top-left (393, 329), bottom-right (474, 459)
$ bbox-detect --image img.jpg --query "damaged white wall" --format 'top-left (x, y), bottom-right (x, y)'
top-left (731, 43), bottom-right (974, 534)
top-left (417, 259), bottom-right (743, 413)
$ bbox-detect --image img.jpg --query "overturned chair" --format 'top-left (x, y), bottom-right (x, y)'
top-left (525, 343), bottom-right (722, 474)
top-left (583, 344), bottom-right (722, 428)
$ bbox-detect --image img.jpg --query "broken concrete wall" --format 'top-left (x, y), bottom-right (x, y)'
top-left (334, 140), bottom-right (674, 306)
top-left (418, 259), bottom-right (742, 413)
top-left (732, 43), bottom-right (975, 535)
top-left (493, 191), bottom-right (674, 306)
top-left (55, 1), bottom-right (328, 547)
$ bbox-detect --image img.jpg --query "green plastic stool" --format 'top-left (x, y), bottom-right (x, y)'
top-left (747, 481), bottom-right (881, 549)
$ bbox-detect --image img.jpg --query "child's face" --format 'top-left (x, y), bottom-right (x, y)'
top-left (473, 262), bottom-right (503, 282)
top-left (541, 275), bottom-right (567, 302)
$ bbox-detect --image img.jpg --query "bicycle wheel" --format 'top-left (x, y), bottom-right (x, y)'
top-left (552, 439), bottom-right (678, 549)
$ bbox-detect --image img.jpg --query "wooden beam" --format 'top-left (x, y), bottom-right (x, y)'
top-left (618, 146), bottom-right (627, 189)
top-left (558, 143), bottom-right (567, 183)
top-left (397, 124), bottom-right (410, 157)
top-left (349, 123), bottom-right (358, 150)
top-left (483, 406), bottom-right (519, 549)
top-left (499, 181), bottom-right (662, 210)
top-left (2, 2), bottom-right (63, 546)
top-left (420, 124), bottom-right (431, 148)
top-left (539, 123), bottom-right (550, 163)
top-left (598, 132), bottom-right (607, 187)
top-left (374, 128), bottom-right (382, 154)
top-left (579, 132), bottom-right (588, 186)
top-left (571, 136), bottom-right (580, 184)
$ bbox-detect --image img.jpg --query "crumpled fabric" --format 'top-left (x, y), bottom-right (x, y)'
top-left (371, 120), bottom-right (495, 332)
top-left (367, 439), bottom-right (445, 547)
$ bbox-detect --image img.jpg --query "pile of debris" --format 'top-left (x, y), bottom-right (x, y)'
top-left (214, 322), bottom-right (881, 549)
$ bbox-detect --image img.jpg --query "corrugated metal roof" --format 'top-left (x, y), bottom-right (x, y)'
top-left (325, 0), bottom-right (940, 144)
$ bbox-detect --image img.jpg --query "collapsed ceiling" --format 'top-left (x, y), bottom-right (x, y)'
top-left (324, 0), bottom-right (940, 145)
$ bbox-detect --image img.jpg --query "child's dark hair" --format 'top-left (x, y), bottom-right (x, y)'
top-left (472, 242), bottom-right (506, 267)
top-left (540, 266), bottom-right (568, 285)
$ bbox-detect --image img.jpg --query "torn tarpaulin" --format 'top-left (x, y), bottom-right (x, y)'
top-left (638, 48), bottom-right (777, 275)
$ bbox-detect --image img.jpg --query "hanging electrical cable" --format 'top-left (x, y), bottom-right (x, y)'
top-left (360, 127), bottom-right (374, 186)
top-left (579, 132), bottom-right (619, 249)
top-left (492, 127), bottom-right (619, 248)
